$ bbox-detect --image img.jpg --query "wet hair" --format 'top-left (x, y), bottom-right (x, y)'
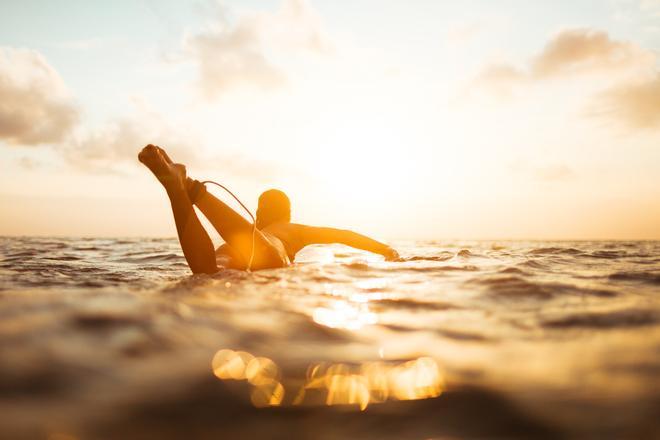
top-left (257, 189), bottom-right (291, 227)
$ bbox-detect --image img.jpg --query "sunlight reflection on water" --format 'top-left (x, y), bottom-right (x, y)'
top-left (312, 300), bottom-right (377, 330)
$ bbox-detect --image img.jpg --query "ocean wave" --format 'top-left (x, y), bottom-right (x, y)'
top-left (518, 259), bottom-right (548, 269)
top-left (469, 276), bottom-right (556, 299)
top-left (457, 249), bottom-right (472, 257)
top-left (587, 250), bottom-right (627, 259)
top-left (498, 267), bottom-right (528, 275)
top-left (608, 271), bottom-right (660, 285)
top-left (0, 238), bottom-right (658, 439)
top-left (403, 252), bottom-right (454, 262)
top-left (116, 253), bottom-right (184, 263)
top-left (527, 247), bottom-right (583, 255)
top-left (542, 308), bottom-right (659, 329)
top-left (370, 298), bottom-right (457, 311)
top-left (46, 255), bottom-right (83, 261)
top-left (470, 276), bottom-right (618, 299)
top-left (382, 264), bottom-right (479, 274)
top-left (436, 328), bottom-right (495, 342)
top-left (343, 262), bottom-right (371, 270)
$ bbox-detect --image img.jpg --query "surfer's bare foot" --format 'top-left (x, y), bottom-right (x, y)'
top-left (138, 144), bottom-right (187, 192)
top-left (156, 146), bottom-right (174, 164)
top-left (151, 146), bottom-right (196, 193)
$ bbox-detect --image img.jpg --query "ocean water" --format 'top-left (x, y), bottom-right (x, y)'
top-left (0, 237), bottom-right (659, 439)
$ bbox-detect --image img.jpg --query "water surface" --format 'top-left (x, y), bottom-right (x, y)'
top-left (1, 237), bottom-right (659, 439)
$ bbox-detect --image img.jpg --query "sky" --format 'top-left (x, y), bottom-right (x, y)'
top-left (1, 0), bottom-right (659, 240)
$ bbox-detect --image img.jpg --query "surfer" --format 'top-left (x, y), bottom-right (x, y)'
top-left (138, 144), bottom-right (400, 273)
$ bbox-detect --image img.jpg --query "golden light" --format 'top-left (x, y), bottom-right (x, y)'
top-left (299, 358), bottom-right (445, 410)
top-left (212, 349), bottom-right (284, 407)
top-left (250, 380), bottom-right (285, 408)
top-left (211, 349), bottom-right (254, 380)
top-left (246, 357), bottom-right (281, 386)
top-left (360, 361), bottom-right (390, 403)
top-left (325, 374), bottom-right (371, 411)
top-left (312, 300), bottom-right (377, 330)
top-left (310, 115), bottom-right (413, 206)
top-left (388, 357), bottom-right (444, 401)
top-left (211, 349), bottom-right (445, 410)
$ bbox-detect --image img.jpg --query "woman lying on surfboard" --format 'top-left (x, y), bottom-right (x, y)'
top-left (138, 144), bottom-right (400, 273)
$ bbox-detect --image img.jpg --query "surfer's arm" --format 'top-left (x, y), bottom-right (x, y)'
top-left (298, 226), bottom-right (399, 261)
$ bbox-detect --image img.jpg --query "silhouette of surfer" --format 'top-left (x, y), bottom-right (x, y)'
top-left (138, 144), bottom-right (399, 272)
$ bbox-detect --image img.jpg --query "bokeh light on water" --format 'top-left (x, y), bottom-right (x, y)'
top-left (211, 349), bottom-right (444, 411)
top-left (212, 350), bottom-right (285, 407)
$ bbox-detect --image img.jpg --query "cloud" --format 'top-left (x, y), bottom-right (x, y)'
top-left (530, 29), bottom-right (654, 78)
top-left (63, 114), bottom-right (202, 170)
top-left (0, 47), bottom-right (79, 145)
top-left (16, 156), bottom-right (42, 170)
top-left (63, 108), bottom-right (289, 180)
top-left (469, 63), bottom-right (527, 98)
top-left (592, 74), bottom-right (660, 129)
top-left (184, 0), bottom-right (331, 98)
top-left (467, 28), bottom-right (660, 129)
top-left (0, 47), bottom-right (211, 172)
top-left (470, 28), bottom-right (655, 95)
top-left (0, 44), bottom-right (289, 178)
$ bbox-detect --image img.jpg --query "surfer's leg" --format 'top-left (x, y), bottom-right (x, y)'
top-left (153, 147), bottom-right (285, 269)
top-left (190, 187), bottom-right (286, 269)
top-left (165, 186), bottom-right (219, 274)
top-left (138, 145), bottom-right (218, 274)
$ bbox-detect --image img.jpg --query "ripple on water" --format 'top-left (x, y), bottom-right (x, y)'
top-left (527, 247), bottom-right (583, 256)
top-left (469, 276), bottom-right (619, 300)
top-left (542, 308), bottom-right (659, 329)
top-left (369, 298), bottom-right (457, 312)
top-left (403, 252), bottom-right (454, 262)
top-left (469, 276), bottom-right (556, 299)
top-left (116, 253), bottom-right (183, 263)
top-left (436, 328), bottom-right (495, 343)
top-left (518, 259), bottom-right (548, 269)
top-left (46, 255), bottom-right (83, 261)
top-left (497, 267), bottom-right (528, 275)
top-left (587, 250), bottom-right (629, 259)
top-left (609, 271), bottom-right (660, 285)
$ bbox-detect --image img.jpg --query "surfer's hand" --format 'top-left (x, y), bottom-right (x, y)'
top-left (382, 247), bottom-right (400, 261)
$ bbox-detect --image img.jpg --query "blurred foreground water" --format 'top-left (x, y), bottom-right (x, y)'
top-left (0, 237), bottom-right (659, 439)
